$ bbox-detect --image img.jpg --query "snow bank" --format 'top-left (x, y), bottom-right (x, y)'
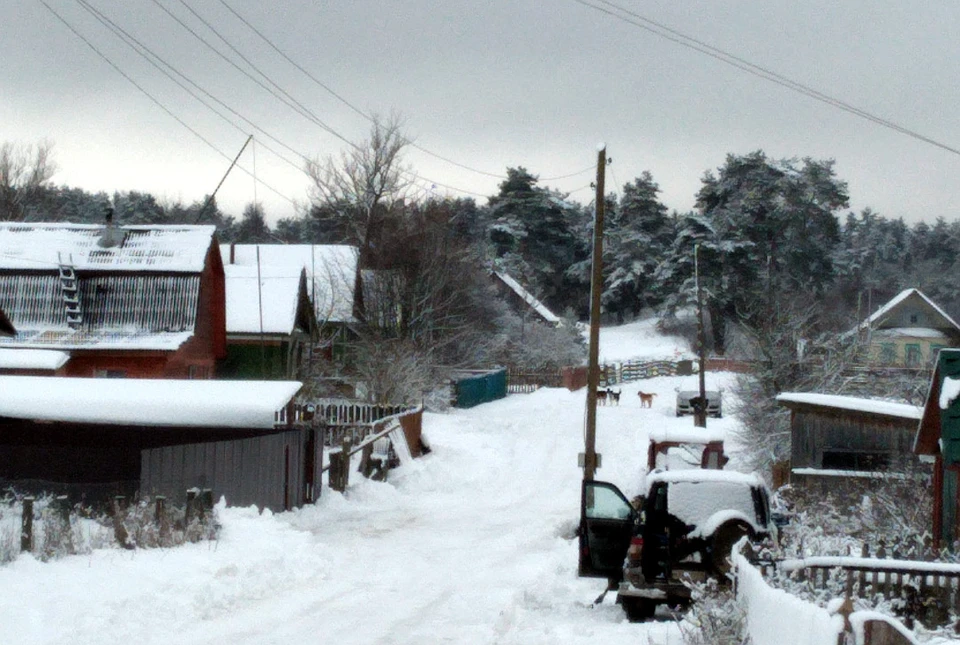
top-left (734, 550), bottom-right (843, 645)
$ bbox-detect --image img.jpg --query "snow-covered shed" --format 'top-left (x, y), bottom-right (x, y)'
top-left (222, 243), bottom-right (358, 361)
top-left (0, 376), bottom-right (318, 512)
top-left (851, 288), bottom-right (960, 367)
top-left (221, 244), bottom-right (358, 324)
top-left (219, 265), bottom-right (317, 379)
top-left (777, 392), bottom-right (923, 491)
top-left (0, 223), bottom-right (226, 378)
top-left (914, 348), bottom-right (960, 549)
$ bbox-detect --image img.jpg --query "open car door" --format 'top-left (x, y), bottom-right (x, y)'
top-left (578, 480), bottom-right (636, 578)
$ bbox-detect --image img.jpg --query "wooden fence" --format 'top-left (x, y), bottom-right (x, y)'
top-left (506, 367), bottom-right (562, 393)
top-left (596, 359), bottom-right (692, 386)
top-left (760, 542), bottom-right (960, 630)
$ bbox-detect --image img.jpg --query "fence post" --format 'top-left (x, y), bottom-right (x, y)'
top-left (185, 489), bottom-right (198, 525)
top-left (155, 496), bottom-right (168, 543)
top-left (341, 436), bottom-right (352, 490)
top-left (20, 497), bottom-right (34, 553)
top-left (200, 489), bottom-right (213, 520)
top-left (112, 496), bottom-right (132, 549)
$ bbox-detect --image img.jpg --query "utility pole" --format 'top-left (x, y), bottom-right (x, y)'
top-left (583, 145), bottom-right (608, 481)
top-left (694, 243), bottom-right (708, 428)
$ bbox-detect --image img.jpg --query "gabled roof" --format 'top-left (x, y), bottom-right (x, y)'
top-left (0, 223), bottom-right (217, 273)
top-left (222, 244), bottom-right (357, 324)
top-left (855, 288), bottom-right (960, 335)
top-left (224, 265), bottom-right (307, 335)
top-left (777, 392), bottom-right (922, 421)
top-left (0, 375), bottom-right (301, 429)
top-left (493, 271), bottom-right (561, 325)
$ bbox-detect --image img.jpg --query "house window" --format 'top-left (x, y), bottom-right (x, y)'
top-left (821, 451), bottom-right (889, 471)
top-left (879, 344), bottom-right (897, 363)
top-left (93, 369), bottom-right (126, 378)
top-left (909, 314), bottom-right (919, 324)
top-left (905, 343), bottom-right (922, 367)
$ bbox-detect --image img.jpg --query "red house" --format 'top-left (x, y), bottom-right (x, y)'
top-left (0, 223), bottom-right (226, 378)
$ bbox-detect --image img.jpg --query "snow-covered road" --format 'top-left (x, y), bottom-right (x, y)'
top-left (2, 321), bottom-right (744, 644)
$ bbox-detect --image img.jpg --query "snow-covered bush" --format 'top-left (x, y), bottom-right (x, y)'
top-left (0, 493), bottom-right (219, 565)
top-left (678, 579), bottom-right (749, 645)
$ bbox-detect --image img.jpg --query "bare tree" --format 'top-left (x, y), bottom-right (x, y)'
top-left (0, 140), bottom-right (57, 221)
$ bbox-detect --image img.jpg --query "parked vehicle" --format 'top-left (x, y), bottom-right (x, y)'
top-left (675, 388), bottom-right (722, 418)
top-left (579, 470), bottom-right (776, 621)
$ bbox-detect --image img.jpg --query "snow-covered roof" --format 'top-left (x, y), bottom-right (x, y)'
top-left (0, 348), bottom-right (69, 370)
top-left (648, 427), bottom-right (726, 444)
top-left (856, 288), bottom-right (960, 334)
top-left (777, 392), bottom-right (922, 420)
top-left (493, 271), bottom-right (561, 324)
top-left (647, 469), bottom-right (761, 487)
top-left (222, 244), bottom-right (357, 323)
top-left (872, 327), bottom-right (952, 339)
top-left (0, 376), bottom-right (301, 429)
top-left (0, 329), bottom-right (194, 351)
top-left (224, 265), bottom-right (305, 335)
top-left (0, 223), bottom-right (216, 273)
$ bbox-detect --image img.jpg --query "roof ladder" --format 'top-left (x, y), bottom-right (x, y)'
top-left (57, 254), bottom-right (83, 329)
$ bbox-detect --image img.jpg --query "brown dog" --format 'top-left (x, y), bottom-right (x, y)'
top-left (638, 391), bottom-right (657, 408)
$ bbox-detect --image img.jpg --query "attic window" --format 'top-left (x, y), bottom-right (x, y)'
top-left (910, 314), bottom-right (919, 324)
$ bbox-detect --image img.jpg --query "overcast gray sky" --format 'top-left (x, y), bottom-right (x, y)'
top-left (4, 1), bottom-right (960, 225)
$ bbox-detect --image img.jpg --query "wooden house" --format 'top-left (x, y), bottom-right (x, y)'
top-left (777, 392), bottom-right (923, 494)
top-left (218, 265), bottom-right (317, 380)
top-left (914, 348), bottom-right (960, 549)
top-left (0, 375), bottom-right (315, 511)
top-left (222, 244), bottom-right (358, 358)
top-left (0, 223), bottom-right (226, 378)
top-left (852, 288), bottom-right (960, 367)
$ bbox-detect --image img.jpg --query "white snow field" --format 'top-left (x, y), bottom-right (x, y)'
top-left (0, 323), bottom-right (750, 644)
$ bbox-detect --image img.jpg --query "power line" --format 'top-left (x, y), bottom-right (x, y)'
top-left (213, 0), bottom-right (593, 184)
top-left (574, 0), bottom-right (960, 157)
top-left (74, 0), bottom-right (309, 176)
top-left (39, 0), bottom-right (297, 205)
top-left (156, 0), bottom-right (489, 198)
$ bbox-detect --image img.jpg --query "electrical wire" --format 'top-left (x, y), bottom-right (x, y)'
top-left (215, 0), bottom-right (594, 184)
top-left (39, 0), bottom-right (297, 205)
top-left (157, 0), bottom-right (489, 198)
top-left (74, 0), bottom-right (309, 176)
top-left (574, 0), bottom-right (960, 157)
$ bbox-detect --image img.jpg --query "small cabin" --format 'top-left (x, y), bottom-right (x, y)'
top-left (219, 265), bottom-right (317, 379)
top-left (777, 392), bottom-right (923, 494)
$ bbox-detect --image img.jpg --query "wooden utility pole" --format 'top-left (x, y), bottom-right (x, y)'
top-left (694, 244), bottom-right (708, 428)
top-left (583, 146), bottom-right (608, 481)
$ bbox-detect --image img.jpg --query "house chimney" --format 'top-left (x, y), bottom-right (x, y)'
top-left (98, 206), bottom-right (126, 248)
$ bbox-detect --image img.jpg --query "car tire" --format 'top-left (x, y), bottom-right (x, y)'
top-left (622, 598), bottom-right (657, 622)
top-left (708, 520), bottom-right (752, 577)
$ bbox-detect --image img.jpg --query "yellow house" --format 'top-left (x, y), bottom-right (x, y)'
top-left (854, 288), bottom-right (960, 367)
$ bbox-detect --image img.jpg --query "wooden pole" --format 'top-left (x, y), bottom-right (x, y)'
top-left (583, 146), bottom-right (607, 482)
top-left (694, 244), bottom-right (708, 428)
top-left (20, 497), bottom-right (33, 553)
